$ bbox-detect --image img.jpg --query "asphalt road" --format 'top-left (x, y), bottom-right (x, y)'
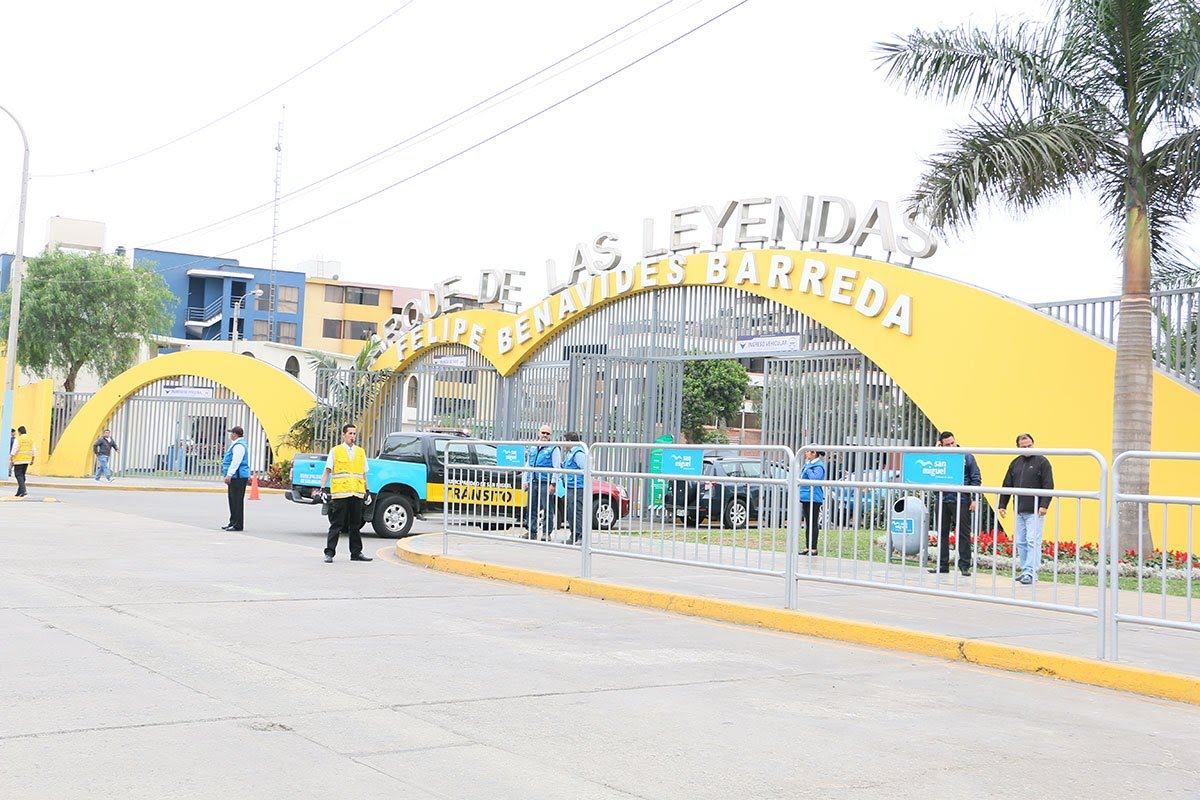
top-left (2, 489), bottom-right (1197, 798)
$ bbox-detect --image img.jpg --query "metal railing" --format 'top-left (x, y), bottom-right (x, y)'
top-left (1034, 287), bottom-right (1200, 386)
top-left (1108, 451), bottom-right (1200, 659)
top-left (186, 298), bottom-right (223, 322)
top-left (50, 392), bottom-right (95, 452)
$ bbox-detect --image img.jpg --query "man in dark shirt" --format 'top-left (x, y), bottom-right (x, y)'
top-left (998, 433), bottom-right (1054, 585)
top-left (930, 431), bottom-right (982, 576)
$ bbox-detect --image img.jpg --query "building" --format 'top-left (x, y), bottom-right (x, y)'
top-left (301, 277), bottom-right (423, 355)
top-left (134, 248), bottom-right (307, 346)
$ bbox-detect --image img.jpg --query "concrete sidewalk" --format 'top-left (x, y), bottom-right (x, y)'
top-left (399, 531), bottom-right (1200, 691)
top-left (5, 474), bottom-right (284, 494)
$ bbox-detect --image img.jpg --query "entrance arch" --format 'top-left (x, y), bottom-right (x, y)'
top-left (372, 250), bottom-right (1200, 550)
top-left (43, 350), bottom-right (317, 477)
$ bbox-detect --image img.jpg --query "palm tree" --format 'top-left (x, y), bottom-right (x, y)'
top-left (283, 336), bottom-right (390, 453)
top-left (876, 0), bottom-right (1200, 553)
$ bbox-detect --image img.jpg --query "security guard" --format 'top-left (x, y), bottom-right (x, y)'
top-left (317, 423), bottom-right (373, 563)
top-left (10, 425), bottom-right (35, 497)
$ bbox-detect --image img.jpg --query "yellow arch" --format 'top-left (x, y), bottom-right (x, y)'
top-left (374, 250), bottom-right (1200, 550)
top-left (43, 350), bottom-right (317, 477)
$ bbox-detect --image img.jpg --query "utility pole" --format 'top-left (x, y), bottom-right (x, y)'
top-left (267, 108), bottom-right (284, 343)
top-left (0, 104), bottom-right (30, 460)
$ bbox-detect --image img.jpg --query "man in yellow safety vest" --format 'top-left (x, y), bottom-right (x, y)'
top-left (317, 423), bottom-right (373, 564)
top-left (10, 425), bottom-right (35, 498)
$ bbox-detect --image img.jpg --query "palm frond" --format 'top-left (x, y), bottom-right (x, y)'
top-left (874, 12), bottom-right (1099, 118)
top-left (909, 112), bottom-right (1108, 233)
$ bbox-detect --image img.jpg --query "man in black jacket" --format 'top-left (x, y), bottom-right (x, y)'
top-left (998, 433), bottom-right (1054, 585)
top-left (930, 431), bottom-right (982, 576)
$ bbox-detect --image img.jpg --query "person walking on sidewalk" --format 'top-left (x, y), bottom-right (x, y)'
top-left (930, 431), bottom-right (982, 576)
top-left (221, 426), bottom-right (250, 531)
top-left (798, 449), bottom-right (826, 555)
top-left (562, 432), bottom-right (587, 544)
top-left (998, 433), bottom-right (1054, 585)
top-left (10, 425), bottom-right (35, 497)
top-left (317, 423), bottom-right (373, 563)
top-left (92, 429), bottom-right (119, 482)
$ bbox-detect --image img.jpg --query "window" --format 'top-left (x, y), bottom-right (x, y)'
top-left (284, 356), bottom-right (300, 378)
top-left (278, 285), bottom-right (299, 314)
top-left (347, 320), bottom-right (376, 340)
top-left (324, 285), bottom-right (344, 303)
top-left (277, 322), bottom-right (297, 345)
top-left (474, 443), bottom-right (497, 466)
top-left (256, 285), bottom-right (274, 312)
top-left (251, 320), bottom-right (270, 341)
top-left (378, 434), bottom-right (422, 462)
top-left (322, 319), bottom-right (343, 339)
top-left (345, 286), bottom-right (380, 306)
top-left (434, 438), bottom-right (471, 465)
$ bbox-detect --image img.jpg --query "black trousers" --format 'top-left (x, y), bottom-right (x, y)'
top-left (938, 498), bottom-right (973, 569)
top-left (13, 463), bottom-right (28, 496)
top-left (326, 496), bottom-right (364, 558)
top-left (800, 500), bottom-right (822, 550)
top-left (227, 477), bottom-right (247, 529)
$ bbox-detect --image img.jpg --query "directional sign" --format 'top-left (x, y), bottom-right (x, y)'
top-left (734, 334), bottom-right (802, 356)
top-left (901, 452), bottom-right (965, 485)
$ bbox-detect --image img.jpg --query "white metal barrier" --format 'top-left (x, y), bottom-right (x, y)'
top-left (1108, 451), bottom-right (1200, 658)
top-left (436, 439), bottom-right (1200, 662)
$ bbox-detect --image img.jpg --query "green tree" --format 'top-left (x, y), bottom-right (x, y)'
top-left (876, 0), bottom-right (1200, 551)
top-left (283, 336), bottom-right (389, 452)
top-left (681, 359), bottom-right (748, 443)
top-left (0, 250), bottom-right (174, 391)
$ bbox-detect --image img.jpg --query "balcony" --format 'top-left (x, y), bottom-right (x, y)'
top-left (184, 298), bottom-right (224, 329)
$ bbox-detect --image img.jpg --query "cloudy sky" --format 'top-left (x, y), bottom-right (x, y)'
top-left (1, 0), bottom-right (1194, 306)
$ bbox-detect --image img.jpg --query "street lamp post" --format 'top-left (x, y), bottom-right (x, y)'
top-left (231, 289), bottom-right (263, 353)
top-left (1, 104), bottom-right (30, 463)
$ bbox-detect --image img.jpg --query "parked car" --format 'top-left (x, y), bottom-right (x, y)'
top-left (828, 468), bottom-right (901, 527)
top-left (662, 457), bottom-right (789, 528)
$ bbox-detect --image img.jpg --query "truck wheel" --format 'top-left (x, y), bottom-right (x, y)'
top-left (593, 498), bottom-right (618, 531)
top-left (373, 494), bottom-right (414, 537)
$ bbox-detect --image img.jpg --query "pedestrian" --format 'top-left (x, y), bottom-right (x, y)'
top-left (92, 428), bottom-right (119, 482)
top-left (523, 424), bottom-right (561, 540)
top-left (7, 428), bottom-right (13, 478)
top-left (929, 430), bottom-right (982, 576)
top-left (10, 425), bottom-right (35, 497)
top-left (221, 425), bottom-right (249, 531)
top-left (998, 433), bottom-right (1054, 585)
top-left (798, 449), bottom-right (826, 555)
top-left (317, 423), bottom-right (373, 563)
top-left (562, 432), bottom-right (587, 544)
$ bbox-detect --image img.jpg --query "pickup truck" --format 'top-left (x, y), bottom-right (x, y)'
top-left (285, 431), bottom-right (630, 537)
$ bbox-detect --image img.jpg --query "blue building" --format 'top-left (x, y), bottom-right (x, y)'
top-left (134, 249), bottom-right (306, 345)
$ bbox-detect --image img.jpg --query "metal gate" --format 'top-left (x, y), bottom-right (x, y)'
top-left (565, 354), bottom-right (682, 449)
top-left (760, 353), bottom-right (938, 476)
top-left (100, 376), bottom-right (268, 480)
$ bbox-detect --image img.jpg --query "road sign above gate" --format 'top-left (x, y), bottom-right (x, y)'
top-left (734, 334), bottom-right (802, 355)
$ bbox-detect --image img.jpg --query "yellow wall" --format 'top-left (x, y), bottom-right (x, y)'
top-left (42, 351), bottom-right (317, 477)
top-left (373, 250), bottom-right (1200, 551)
top-left (0, 355), bottom-right (54, 463)
top-left (301, 278), bottom-right (422, 355)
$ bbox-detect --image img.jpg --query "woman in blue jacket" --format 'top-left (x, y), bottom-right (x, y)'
top-left (798, 449), bottom-right (826, 555)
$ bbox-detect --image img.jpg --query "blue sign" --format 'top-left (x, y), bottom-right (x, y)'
top-left (901, 452), bottom-right (965, 485)
top-left (661, 449), bottom-right (703, 476)
top-left (889, 517), bottom-right (915, 535)
top-left (496, 445), bottom-right (525, 468)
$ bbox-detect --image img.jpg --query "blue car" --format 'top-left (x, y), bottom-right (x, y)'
top-left (829, 469), bottom-right (901, 526)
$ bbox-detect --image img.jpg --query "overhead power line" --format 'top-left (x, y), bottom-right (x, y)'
top-left (29, 0), bottom-right (752, 285)
top-left (146, 0), bottom-right (683, 247)
top-left (33, 0), bottom-right (420, 179)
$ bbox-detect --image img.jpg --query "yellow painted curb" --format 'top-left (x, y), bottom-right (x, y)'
top-left (23, 482), bottom-right (285, 495)
top-left (395, 537), bottom-right (1200, 707)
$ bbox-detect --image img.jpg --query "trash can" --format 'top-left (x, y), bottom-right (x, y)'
top-left (887, 496), bottom-right (928, 562)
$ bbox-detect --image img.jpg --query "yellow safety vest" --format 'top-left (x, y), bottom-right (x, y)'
top-left (330, 445), bottom-right (367, 498)
top-left (12, 433), bottom-right (34, 465)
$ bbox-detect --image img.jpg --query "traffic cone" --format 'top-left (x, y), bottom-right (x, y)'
top-left (248, 474), bottom-right (261, 501)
